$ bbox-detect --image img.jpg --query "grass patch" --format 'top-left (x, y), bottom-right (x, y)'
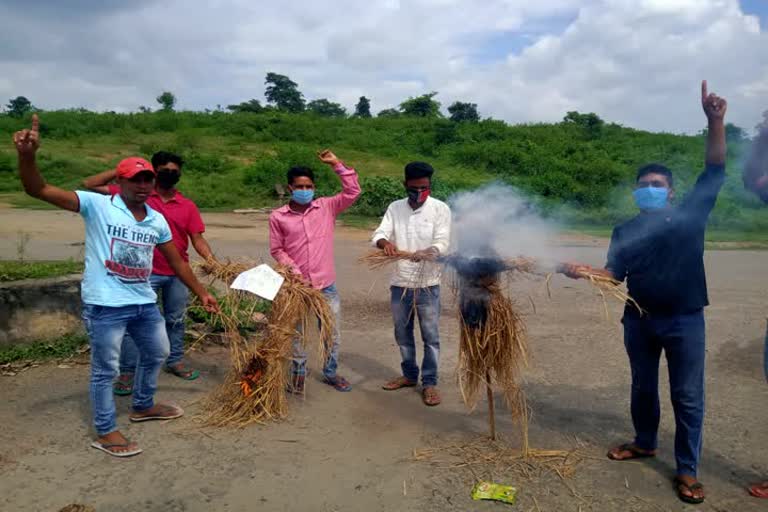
top-left (0, 333), bottom-right (88, 365)
top-left (0, 260), bottom-right (84, 282)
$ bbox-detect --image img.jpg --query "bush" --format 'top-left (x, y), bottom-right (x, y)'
top-left (349, 176), bottom-right (402, 216)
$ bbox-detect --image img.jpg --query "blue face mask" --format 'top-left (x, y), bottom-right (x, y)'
top-left (633, 186), bottom-right (669, 211)
top-left (291, 189), bottom-right (314, 205)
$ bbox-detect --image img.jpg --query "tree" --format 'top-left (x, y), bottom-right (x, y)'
top-left (725, 123), bottom-right (748, 144)
top-left (448, 101), bottom-right (479, 122)
top-left (6, 96), bottom-right (32, 118)
top-left (399, 92), bottom-right (441, 118)
top-left (377, 108), bottom-right (400, 118)
top-left (563, 111), bottom-right (604, 137)
top-left (563, 111), bottom-right (603, 129)
top-left (138, 105), bottom-right (152, 113)
top-left (354, 96), bottom-right (372, 118)
top-left (307, 98), bottom-right (347, 117)
top-left (227, 99), bottom-right (264, 113)
top-left (156, 91), bottom-right (176, 112)
top-left (264, 72), bottom-right (305, 112)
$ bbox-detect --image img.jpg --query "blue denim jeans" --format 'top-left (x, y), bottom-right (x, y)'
top-left (391, 286), bottom-right (441, 387)
top-left (623, 310), bottom-right (705, 477)
top-left (292, 284), bottom-right (342, 379)
top-left (82, 303), bottom-right (170, 435)
top-left (119, 274), bottom-right (189, 373)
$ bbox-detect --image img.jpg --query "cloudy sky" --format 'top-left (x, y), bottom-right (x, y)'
top-left (1, 0), bottom-right (766, 133)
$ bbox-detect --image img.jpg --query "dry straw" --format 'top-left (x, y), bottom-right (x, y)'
top-left (358, 249), bottom-right (415, 270)
top-left (414, 435), bottom-right (585, 481)
top-left (195, 259), bottom-right (334, 427)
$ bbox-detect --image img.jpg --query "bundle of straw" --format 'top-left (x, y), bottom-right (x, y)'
top-left (358, 249), bottom-right (415, 269)
top-left (551, 265), bottom-right (643, 316)
top-left (574, 268), bottom-right (640, 308)
top-left (196, 260), bottom-right (334, 427)
top-left (504, 256), bottom-right (545, 276)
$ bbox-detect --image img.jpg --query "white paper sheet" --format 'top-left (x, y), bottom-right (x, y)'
top-left (229, 264), bottom-right (285, 301)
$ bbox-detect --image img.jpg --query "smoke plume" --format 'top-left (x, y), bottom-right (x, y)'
top-left (448, 183), bottom-right (559, 267)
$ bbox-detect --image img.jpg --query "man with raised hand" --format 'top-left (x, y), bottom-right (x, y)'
top-left (269, 149), bottom-right (361, 393)
top-left (743, 127), bottom-right (768, 499)
top-left (562, 81), bottom-right (727, 504)
top-left (83, 151), bottom-right (217, 393)
top-left (13, 115), bottom-right (218, 458)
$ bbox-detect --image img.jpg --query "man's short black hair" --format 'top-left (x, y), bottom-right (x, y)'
top-left (405, 161), bottom-right (434, 182)
top-left (636, 163), bottom-right (673, 187)
top-left (287, 166), bottom-right (315, 185)
top-left (152, 151), bottom-right (184, 170)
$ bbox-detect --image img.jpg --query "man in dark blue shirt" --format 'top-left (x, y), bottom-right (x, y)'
top-left (563, 81), bottom-right (727, 505)
top-left (743, 127), bottom-right (768, 499)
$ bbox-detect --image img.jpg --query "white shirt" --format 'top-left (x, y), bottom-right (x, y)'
top-left (371, 196), bottom-right (452, 288)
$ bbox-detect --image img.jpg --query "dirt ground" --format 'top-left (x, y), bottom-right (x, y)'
top-left (1, 209), bottom-right (767, 512)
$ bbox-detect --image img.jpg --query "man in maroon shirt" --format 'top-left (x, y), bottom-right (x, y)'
top-left (83, 151), bottom-right (217, 394)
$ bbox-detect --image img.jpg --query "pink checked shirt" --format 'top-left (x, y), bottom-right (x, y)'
top-left (269, 163), bottom-right (361, 289)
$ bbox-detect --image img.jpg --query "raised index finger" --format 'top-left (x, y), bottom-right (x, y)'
top-left (701, 80), bottom-right (708, 103)
top-left (31, 113), bottom-right (39, 133)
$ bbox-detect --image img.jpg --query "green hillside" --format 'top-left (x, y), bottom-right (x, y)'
top-left (1, 111), bottom-right (766, 235)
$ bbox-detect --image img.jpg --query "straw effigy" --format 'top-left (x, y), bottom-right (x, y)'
top-left (361, 249), bottom-right (530, 444)
top-left (460, 282), bottom-right (529, 445)
top-left (446, 254), bottom-right (529, 446)
top-left (195, 259), bottom-right (334, 427)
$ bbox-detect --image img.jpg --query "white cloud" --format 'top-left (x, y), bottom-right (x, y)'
top-left (0, 0), bottom-right (765, 132)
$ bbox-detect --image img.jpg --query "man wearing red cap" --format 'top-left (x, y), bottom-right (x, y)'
top-left (83, 151), bottom-right (216, 392)
top-left (12, 115), bottom-right (219, 458)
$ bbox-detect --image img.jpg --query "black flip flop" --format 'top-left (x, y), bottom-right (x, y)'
top-left (674, 477), bottom-right (705, 504)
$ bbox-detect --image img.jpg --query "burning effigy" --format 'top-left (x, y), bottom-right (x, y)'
top-left (360, 248), bottom-right (531, 442)
top-left (194, 260), bottom-right (333, 428)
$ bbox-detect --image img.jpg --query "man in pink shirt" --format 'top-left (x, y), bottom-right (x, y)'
top-left (83, 152), bottom-right (217, 393)
top-left (269, 149), bottom-right (361, 392)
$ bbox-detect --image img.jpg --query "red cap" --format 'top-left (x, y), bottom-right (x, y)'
top-left (116, 157), bottom-right (155, 179)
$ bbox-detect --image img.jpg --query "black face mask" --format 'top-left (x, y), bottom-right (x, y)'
top-left (156, 171), bottom-right (180, 189)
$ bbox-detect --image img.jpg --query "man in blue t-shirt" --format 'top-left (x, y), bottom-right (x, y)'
top-left (562, 81), bottom-right (727, 505)
top-left (12, 115), bottom-right (219, 458)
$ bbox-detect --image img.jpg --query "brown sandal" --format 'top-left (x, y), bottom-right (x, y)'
top-left (382, 376), bottom-right (418, 391)
top-left (422, 386), bottom-right (441, 406)
top-left (607, 443), bottom-right (656, 461)
top-left (129, 403), bottom-right (184, 422)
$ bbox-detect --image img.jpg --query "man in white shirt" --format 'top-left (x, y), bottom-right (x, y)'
top-left (372, 162), bottom-right (451, 406)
